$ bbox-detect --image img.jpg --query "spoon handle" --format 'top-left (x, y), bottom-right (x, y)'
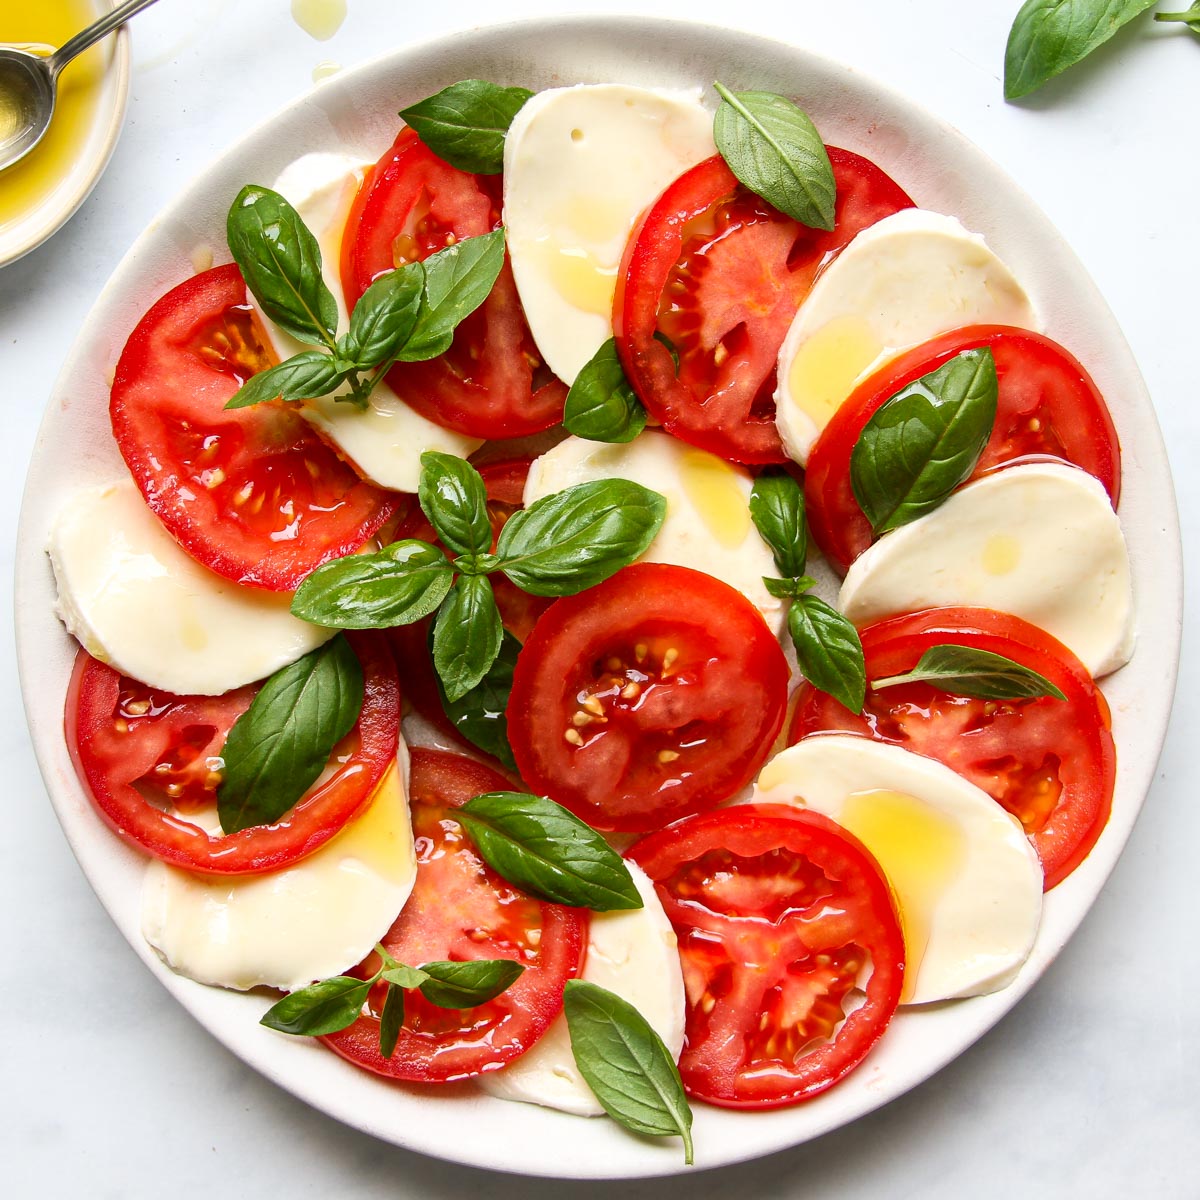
top-left (49, 0), bottom-right (162, 77)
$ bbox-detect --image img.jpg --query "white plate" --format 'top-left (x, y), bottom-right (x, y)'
top-left (13, 14), bottom-right (1183, 1181)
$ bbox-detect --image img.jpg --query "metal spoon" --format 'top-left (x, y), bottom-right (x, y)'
top-left (0, 0), bottom-right (161, 172)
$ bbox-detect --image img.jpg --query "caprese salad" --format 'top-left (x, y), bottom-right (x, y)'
top-left (49, 76), bottom-right (1133, 1163)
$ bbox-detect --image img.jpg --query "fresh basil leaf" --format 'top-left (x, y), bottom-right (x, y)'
top-left (224, 351), bottom-right (348, 410)
top-left (380, 963), bottom-right (429, 990)
top-left (432, 573), bottom-right (503, 703)
top-left (416, 959), bottom-right (525, 1008)
top-left (1004, 0), bottom-right (1158, 100)
top-left (872, 645), bottom-right (1068, 701)
top-left (459, 792), bottom-right (643, 911)
top-left (1156, 4), bottom-right (1200, 30)
top-left (763, 574), bottom-right (816, 600)
top-left (850, 347), bottom-right (997, 536)
top-left (712, 83), bottom-right (835, 231)
top-left (217, 636), bottom-right (363, 834)
top-left (562, 338), bottom-right (648, 444)
top-left (378, 982), bottom-right (405, 1059)
top-left (227, 184), bottom-right (339, 347)
top-left (399, 80), bottom-right (534, 174)
top-left (343, 262), bottom-right (425, 367)
top-left (436, 630), bottom-right (519, 769)
top-left (788, 595), bottom-right (866, 714)
top-left (260, 975), bottom-right (370, 1037)
top-left (563, 980), bottom-right (694, 1164)
top-left (290, 540), bottom-right (454, 629)
top-left (400, 230), bottom-right (506, 361)
top-left (496, 479), bottom-right (666, 597)
top-left (749, 469), bottom-right (808, 577)
top-left (418, 451), bottom-right (493, 557)
top-left (455, 551), bottom-right (501, 576)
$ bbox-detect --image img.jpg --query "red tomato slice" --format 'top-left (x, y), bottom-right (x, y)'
top-left (321, 749), bottom-right (587, 1082)
top-left (789, 607), bottom-right (1116, 890)
top-left (109, 264), bottom-right (399, 592)
top-left (613, 149), bottom-right (914, 464)
top-left (341, 128), bottom-right (567, 440)
top-left (64, 632), bottom-right (400, 875)
top-left (507, 563), bottom-right (790, 832)
top-left (628, 804), bottom-right (903, 1108)
top-left (805, 326), bottom-right (1123, 574)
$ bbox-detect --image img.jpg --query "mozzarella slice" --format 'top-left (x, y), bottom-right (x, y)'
top-left (839, 461), bottom-right (1135, 677)
top-left (524, 432), bottom-right (785, 635)
top-left (48, 480), bottom-right (334, 695)
top-left (142, 757), bottom-right (416, 993)
top-left (774, 209), bottom-right (1038, 465)
top-left (251, 152), bottom-right (481, 492)
top-left (754, 735), bottom-right (1043, 1004)
top-left (503, 84), bottom-right (716, 385)
top-left (480, 861), bottom-right (684, 1115)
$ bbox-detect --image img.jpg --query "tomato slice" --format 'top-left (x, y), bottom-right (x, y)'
top-left (321, 749), bottom-right (587, 1082)
top-left (64, 632), bottom-right (400, 875)
top-left (506, 563), bottom-right (790, 832)
top-left (341, 128), bottom-right (567, 440)
top-left (805, 326), bottom-right (1123, 573)
top-left (613, 149), bottom-right (914, 464)
top-left (628, 803), bottom-right (903, 1108)
top-left (109, 264), bottom-right (399, 591)
top-left (789, 607), bottom-right (1116, 889)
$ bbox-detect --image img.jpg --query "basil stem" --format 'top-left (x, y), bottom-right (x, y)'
top-left (1156, 4), bottom-right (1200, 30)
top-left (871, 645), bottom-right (1068, 701)
top-left (400, 80), bottom-right (534, 174)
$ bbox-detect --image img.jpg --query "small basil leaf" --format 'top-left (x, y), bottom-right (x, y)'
top-left (496, 479), bottom-right (666, 597)
top-left (217, 635), bottom-right (363, 834)
top-left (418, 451), bottom-right (493, 557)
top-left (562, 338), bottom-right (648, 444)
top-left (344, 262), bottom-right (425, 367)
top-left (749, 469), bottom-right (808, 577)
top-left (290, 540), bottom-right (454, 629)
top-left (459, 792), bottom-right (643, 911)
top-left (436, 629), bottom-right (519, 770)
top-left (763, 575), bottom-right (804, 600)
top-left (432, 573), bottom-right (503, 703)
top-left (455, 551), bottom-right (502, 576)
top-left (563, 980), bottom-right (694, 1164)
top-left (872, 645), bottom-right (1068, 701)
top-left (378, 982), bottom-right (405, 1059)
top-left (788, 595), bottom-right (866, 714)
top-left (400, 230), bottom-right (506, 361)
top-left (224, 351), bottom-right (348, 410)
top-left (416, 959), bottom-right (525, 1008)
top-left (1004, 0), bottom-right (1158, 100)
top-left (381, 963), bottom-right (429, 990)
top-left (260, 975), bottom-right (370, 1037)
top-left (399, 80), bottom-right (534, 174)
top-left (712, 83), bottom-right (835, 231)
top-left (850, 347), bottom-right (998, 535)
top-left (227, 184), bottom-right (339, 347)
top-left (1156, 4), bottom-right (1200, 31)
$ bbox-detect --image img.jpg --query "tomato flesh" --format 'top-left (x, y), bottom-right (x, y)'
top-left (321, 749), bottom-right (586, 1082)
top-left (629, 804), bottom-right (904, 1108)
top-left (789, 607), bottom-right (1116, 889)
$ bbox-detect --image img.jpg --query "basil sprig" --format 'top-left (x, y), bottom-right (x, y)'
top-left (564, 981), bottom-right (694, 1165)
top-left (713, 82), bottom-right (836, 231)
top-left (850, 347), bottom-right (998, 536)
top-left (217, 635), bottom-right (363, 834)
top-left (292, 453), bottom-right (666, 701)
top-left (261, 943), bottom-right (523, 1059)
top-left (1156, 3), bottom-right (1200, 30)
top-left (459, 792), bottom-right (644, 911)
top-left (749, 470), bottom-right (867, 714)
top-left (872, 645), bottom-right (1068, 702)
top-left (435, 630), bottom-right (520, 769)
top-left (1004, 0), bottom-right (1158, 100)
top-left (563, 337), bottom-right (648, 443)
top-left (399, 80), bottom-right (533, 175)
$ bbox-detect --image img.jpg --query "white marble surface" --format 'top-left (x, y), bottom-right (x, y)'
top-left (2, 0), bottom-right (1196, 1194)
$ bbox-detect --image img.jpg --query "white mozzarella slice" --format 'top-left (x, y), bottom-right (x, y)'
top-left (774, 209), bottom-right (1038, 465)
top-left (48, 480), bottom-right (334, 695)
top-left (503, 84), bottom-right (715, 385)
top-left (142, 757), bottom-right (416, 993)
top-left (524, 432), bottom-right (785, 635)
top-left (839, 461), bottom-right (1134, 677)
top-left (251, 152), bottom-right (481, 492)
top-left (754, 735), bottom-right (1043, 1004)
top-left (480, 861), bottom-right (684, 1116)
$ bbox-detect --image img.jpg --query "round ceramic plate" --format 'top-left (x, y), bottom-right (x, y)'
top-left (14, 14), bottom-right (1182, 1181)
